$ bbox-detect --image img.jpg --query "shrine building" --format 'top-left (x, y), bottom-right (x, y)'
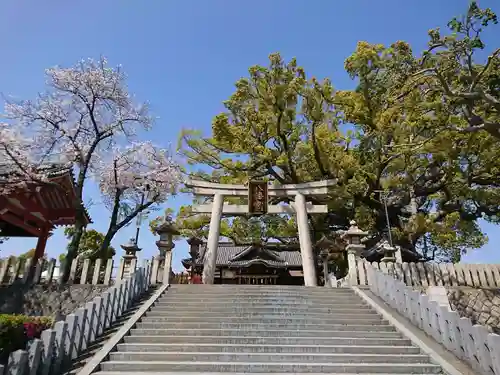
top-left (181, 238), bottom-right (424, 285)
top-left (0, 163), bottom-right (90, 274)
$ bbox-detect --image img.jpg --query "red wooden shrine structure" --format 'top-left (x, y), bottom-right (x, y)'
top-left (0, 165), bottom-right (91, 267)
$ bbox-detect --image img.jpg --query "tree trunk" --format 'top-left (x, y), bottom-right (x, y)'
top-left (60, 217), bottom-right (85, 283)
top-left (99, 226), bottom-right (118, 257)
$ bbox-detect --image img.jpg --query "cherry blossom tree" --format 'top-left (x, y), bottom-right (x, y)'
top-left (0, 123), bottom-right (54, 192)
top-left (95, 141), bottom-right (183, 253)
top-left (1, 57), bottom-right (154, 282)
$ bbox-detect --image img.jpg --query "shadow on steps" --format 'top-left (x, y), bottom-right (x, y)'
top-left (59, 286), bottom-right (159, 375)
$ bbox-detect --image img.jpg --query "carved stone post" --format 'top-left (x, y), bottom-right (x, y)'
top-left (155, 216), bottom-right (180, 285)
top-left (344, 221), bottom-right (368, 286)
top-left (295, 193), bottom-right (317, 286)
top-left (120, 238), bottom-right (141, 279)
top-left (394, 245), bottom-right (403, 263)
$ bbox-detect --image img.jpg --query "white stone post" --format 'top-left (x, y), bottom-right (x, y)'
top-left (295, 192), bottom-right (317, 286)
top-left (162, 248), bottom-right (173, 285)
top-left (203, 193), bottom-right (224, 284)
top-left (344, 220), bottom-right (368, 286)
top-left (346, 247), bottom-right (360, 285)
top-left (395, 245), bottom-right (403, 263)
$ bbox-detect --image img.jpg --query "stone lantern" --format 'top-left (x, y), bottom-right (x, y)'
top-left (187, 237), bottom-right (203, 279)
top-left (316, 235), bottom-right (335, 288)
top-left (154, 215), bottom-right (180, 285)
top-left (343, 220), bottom-right (368, 285)
top-left (120, 237), bottom-right (141, 278)
top-left (380, 241), bottom-right (397, 263)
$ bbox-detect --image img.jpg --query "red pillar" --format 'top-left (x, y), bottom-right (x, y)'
top-left (26, 227), bottom-right (50, 283)
top-left (34, 228), bottom-right (49, 260)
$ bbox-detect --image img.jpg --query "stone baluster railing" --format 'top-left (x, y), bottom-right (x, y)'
top-left (2, 261), bottom-right (152, 375)
top-left (365, 262), bottom-right (500, 375)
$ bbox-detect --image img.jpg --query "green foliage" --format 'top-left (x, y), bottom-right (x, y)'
top-left (18, 249), bottom-right (36, 259)
top-left (152, 2), bottom-right (499, 264)
top-left (61, 228), bottom-right (115, 262)
top-left (0, 315), bottom-right (53, 365)
top-left (411, 1), bottom-right (500, 139)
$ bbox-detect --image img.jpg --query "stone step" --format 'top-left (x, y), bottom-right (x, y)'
top-left (161, 292), bottom-right (358, 299)
top-left (153, 303), bottom-right (371, 311)
top-left (116, 343), bottom-right (422, 354)
top-left (136, 322), bottom-right (396, 332)
top-left (99, 361), bottom-right (443, 373)
top-left (145, 312), bottom-right (386, 323)
top-left (147, 306), bottom-right (381, 315)
top-left (155, 298), bottom-right (366, 306)
top-left (124, 335), bottom-right (408, 345)
top-left (129, 328), bottom-right (400, 338)
top-left (167, 287), bottom-right (353, 291)
top-left (147, 306), bottom-right (379, 314)
top-left (108, 352), bottom-right (432, 364)
top-left (167, 288), bottom-right (356, 297)
top-left (97, 372), bottom-right (437, 375)
top-left (164, 291), bottom-right (357, 297)
top-left (140, 315), bottom-right (381, 324)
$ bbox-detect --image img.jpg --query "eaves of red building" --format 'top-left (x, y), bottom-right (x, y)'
top-left (0, 166), bottom-right (91, 259)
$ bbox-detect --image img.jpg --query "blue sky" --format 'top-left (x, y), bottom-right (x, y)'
top-left (1, 0), bottom-right (499, 270)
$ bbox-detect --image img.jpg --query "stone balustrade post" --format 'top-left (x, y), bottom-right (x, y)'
top-left (343, 220), bottom-right (368, 286)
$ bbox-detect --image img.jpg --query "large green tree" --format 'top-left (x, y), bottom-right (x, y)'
top-left (409, 1), bottom-right (499, 139)
top-left (61, 227), bottom-right (115, 263)
top-left (154, 2), bottom-right (499, 265)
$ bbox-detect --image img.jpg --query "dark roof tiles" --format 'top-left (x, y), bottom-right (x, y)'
top-left (193, 243), bottom-right (302, 268)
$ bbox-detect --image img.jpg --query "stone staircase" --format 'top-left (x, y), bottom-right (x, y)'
top-left (94, 284), bottom-right (443, 374)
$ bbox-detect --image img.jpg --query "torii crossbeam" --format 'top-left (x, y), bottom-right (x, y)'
top-left (185, 179), bottom-right (336, 286)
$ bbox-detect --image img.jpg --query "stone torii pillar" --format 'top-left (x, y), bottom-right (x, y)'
top-left (185, 179), bottom-right (336, 286)
top-left (203, 193), bottom-right (224, 284)
top-left (295, 192), bottom-right (316, 286)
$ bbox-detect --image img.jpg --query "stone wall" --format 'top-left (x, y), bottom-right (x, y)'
top-left (0, 283), bottom-right (109, 319)
top-left (447, 287), bottom-right (500, 334)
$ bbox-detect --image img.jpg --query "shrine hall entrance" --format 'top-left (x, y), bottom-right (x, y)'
top-left (216, 264), bottom-right (305, 286)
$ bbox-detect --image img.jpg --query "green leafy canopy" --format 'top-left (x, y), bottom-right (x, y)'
top-left (151, 2), bottom-right (499, 264)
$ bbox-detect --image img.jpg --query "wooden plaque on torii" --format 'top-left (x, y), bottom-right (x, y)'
top-left (248, 181), bottom-right (268, 216)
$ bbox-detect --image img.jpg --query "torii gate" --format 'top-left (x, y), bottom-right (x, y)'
top-left (185, 179), bottom-right (336, 286)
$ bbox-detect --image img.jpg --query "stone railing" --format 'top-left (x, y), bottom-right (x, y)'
top-left (0, 262), bottom-right (152, 375)
top-left (365, 262), bottom-right (500, 375)
top-left (350, 259), bottom-right (500, 288)
top-left (0, 256), bottom-right (142, 285)
top-left (0, 255), bottom-right (174, 286)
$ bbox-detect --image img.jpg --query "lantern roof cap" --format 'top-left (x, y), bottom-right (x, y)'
top-left (155, 215), bottom-right (180, 235)
top-left (121, 237), bottom-right (141, 252)
top-left (187, 236), bottom-right (203, 245)
top-left (315, 235), bottom-right (336, 250)
top-left (345, 220), bottom-right (369, 237)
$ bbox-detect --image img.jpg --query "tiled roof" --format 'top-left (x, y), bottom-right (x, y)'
top-left (0, 162), bottom-right (73, 177)
top-left (192, 243), bottom-right (303, 268)
top-left (0, 162), bottom-right (92, 224)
